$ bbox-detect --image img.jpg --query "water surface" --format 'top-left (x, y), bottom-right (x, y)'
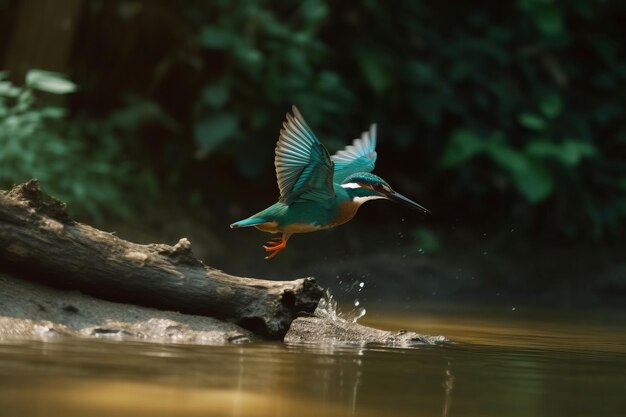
top-left (0, 308), bottom-right (624, 417)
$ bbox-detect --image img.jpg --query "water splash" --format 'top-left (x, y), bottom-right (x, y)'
top-left (349, 306), bottom-right (367, 323)
top-left (314, 290), bottom-right (340, 321)
top-left (314, 289), bottom-right (367, 323)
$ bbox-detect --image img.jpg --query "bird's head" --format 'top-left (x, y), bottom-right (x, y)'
top-left (341, 173), bottom-right (430, 213)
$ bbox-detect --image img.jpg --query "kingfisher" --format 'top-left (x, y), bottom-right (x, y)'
top-left (230, 106), bottom-right (429, 259)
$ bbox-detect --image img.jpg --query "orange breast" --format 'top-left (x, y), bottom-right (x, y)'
top-left (283, 223), bottom-right (325, 233)
top-left (329, 201), bottom-right (359, 227)
top-left (253, 201), bottom-right (360, 234)
top-left (254, 221), bottom-right (280, 233)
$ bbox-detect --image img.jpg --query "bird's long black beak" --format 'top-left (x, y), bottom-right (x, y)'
top-left (385, 190), bottom-right (430, 214)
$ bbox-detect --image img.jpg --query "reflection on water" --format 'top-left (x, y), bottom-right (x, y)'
top-left (0, 309), bottom-right (624, 417)
top-left (442, 362), bottom-right (454, 417)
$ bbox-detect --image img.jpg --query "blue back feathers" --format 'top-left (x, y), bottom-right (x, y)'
top-left (332, 124), bottom-right (378, 183)
top-left (275, 106), bottom-right (335, 204)
top-left (273, 106), bottom-right (380, 204)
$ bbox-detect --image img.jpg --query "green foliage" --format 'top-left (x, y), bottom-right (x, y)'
top-left (5, 1), bottom-right (625, 240)
top-left (444, 128), bottom-right (599, 207)
top-left (175, 0), bottom-right (626, 238)
top-left (189, 0), bottom-right (354, 176)
top-left (0, 71), bottom-right (157, 221)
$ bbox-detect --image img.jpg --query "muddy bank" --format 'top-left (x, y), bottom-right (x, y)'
top-left (0, 273), bottom-right (254, 344)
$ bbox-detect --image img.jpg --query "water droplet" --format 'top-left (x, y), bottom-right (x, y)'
top-left (359, 282), bottom-right (365, 288)
top-left (352, 307), bottom-right (366, 323)
top-left (511, 307), bottom-right (516, 311)
top-left (354, 300), bottom-right (360, 307)
top-left (510, 228), bottom-right (515, 233)
top-left (482, 251), bottom-right (487, 256)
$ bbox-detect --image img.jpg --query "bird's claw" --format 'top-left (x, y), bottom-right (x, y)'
top-left (263, 237), bottom-right (286, 259)
top-left (264, 251), bottom-right (281, 260)
top-left (263, 237), bottom-right (283, 249)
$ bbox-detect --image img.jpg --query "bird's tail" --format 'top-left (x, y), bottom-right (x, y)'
top-left (230, 217), bottom-right (267, 229)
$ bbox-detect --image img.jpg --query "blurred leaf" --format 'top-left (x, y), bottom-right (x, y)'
top-left (234, 44), bottom-right (263, 69)
top-left (194, 113), bottom-right (239, 152)
top-left (198, 26), bottom-right (234, 49)
top-left (40, 106), bottom-right (66, 119)
top-left (535, 5), bottom-right (564, 35)
top-left (300, 0), bottom-right (328, 22)
top-left (109, 98), bottom-right (178, 132)
top-left (540, 93), bottom-right (562, 118)
top-left (518, 113), bottom-right (546, 130)
top-left (487, 143), bottom-right (554, 202)
top-left (406, 61), bottom-right (437, 85)
top-left (202, 82), bottom-right (230, 108)
top-left (444, 129), bottom-right (555, 202)
top-left (355, 48), bottom-right (393, 95)
top-left (513, 159), bottom-right (554, 203)
top-left (526, 138), bottom-right (595, 166)
top-left (26, 69), bottom-right (76, 94)
top-left (442, 130), bottom-right (485, 167)
top-left (0, 81), bottom-right (20, 97)
top-left (561, 138), bottom-right (596, 165)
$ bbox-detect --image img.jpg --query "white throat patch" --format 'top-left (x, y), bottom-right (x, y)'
top-left (352, 195), bottom-right (385, 205)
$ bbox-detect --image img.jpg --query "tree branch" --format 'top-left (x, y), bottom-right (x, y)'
top-left (0, 180), bottom-right (323, 339)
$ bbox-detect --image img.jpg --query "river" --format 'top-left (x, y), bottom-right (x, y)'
top-left (0, 306), bottom-right (624, 417)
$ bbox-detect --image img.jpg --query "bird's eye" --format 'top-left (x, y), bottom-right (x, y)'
top-left (373, 183), bottom-right (384, 191)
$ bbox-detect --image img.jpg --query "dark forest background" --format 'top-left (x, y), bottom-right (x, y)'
top-left (1, 0), bottom-right (625, 310)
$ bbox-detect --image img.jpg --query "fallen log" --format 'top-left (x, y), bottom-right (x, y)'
top-left (0, 180), bottom-right (323, 339)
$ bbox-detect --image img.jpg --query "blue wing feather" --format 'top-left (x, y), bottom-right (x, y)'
top-left (332, 124), bottom-right (378, 183)
top-left (274, 106), bottom-right (335, 203)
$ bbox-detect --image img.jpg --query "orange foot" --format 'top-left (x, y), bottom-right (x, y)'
top-left (263, 233), bottom-right (291, 259)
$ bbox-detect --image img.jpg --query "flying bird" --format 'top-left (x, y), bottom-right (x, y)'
top-left (230, 106), bottom-right (429, 259)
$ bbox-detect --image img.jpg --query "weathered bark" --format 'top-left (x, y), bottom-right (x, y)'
top-left (0, 180), bottom-right (323, 339)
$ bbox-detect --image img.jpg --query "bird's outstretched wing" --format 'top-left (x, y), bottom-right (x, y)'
top-left (331, 124), bottom-right (378, 183)
top-left (275, 106), bottom-right (335, 204)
